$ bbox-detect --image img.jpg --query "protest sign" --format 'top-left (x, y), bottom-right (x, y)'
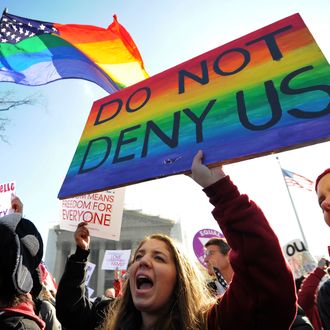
top-left (60, 188), bottom-right (125, 240)
top-left (87, 287), bottom-right (94, 299)
top-left (0, 181), bottom-right (16, 217)
top-left (101, 249), bottom-right (131, 270)
top-left (85, 261), bottom-right (96, 286)
top-left (59, 13), bottom-right (330, 198)
top-left (193, 228), bottom-right (224, 267)
top-left (283, 238), bottom-right (317, 279)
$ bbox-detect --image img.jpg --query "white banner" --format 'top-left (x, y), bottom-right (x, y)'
top-left (283, 238), bottom-right (317, 279)
top-left (101, 249), bottom-right (131, 270)
top-left (0, 181), bottom-right (16, 218)
top-left (60, 188), bottom-right (125, 240)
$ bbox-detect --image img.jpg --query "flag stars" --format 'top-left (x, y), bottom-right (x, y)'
top-left (0, 14), bottom-right (51, 44)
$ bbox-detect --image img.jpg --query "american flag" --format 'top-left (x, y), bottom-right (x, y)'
top-left (0, 11), bottom-right (58, 44)
top-left (282, 169), bottom-right (314, 191)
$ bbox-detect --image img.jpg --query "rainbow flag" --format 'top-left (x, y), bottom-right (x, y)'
top-left (0, 11), bottom-right (148, 93)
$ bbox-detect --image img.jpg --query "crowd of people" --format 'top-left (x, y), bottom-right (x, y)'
top-left (0, 151), bottom-right (329, 329)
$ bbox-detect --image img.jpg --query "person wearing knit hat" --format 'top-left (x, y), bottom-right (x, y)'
top-left (315, 168), bottom-right (330, 228)
top-left (0, 197), bottom-right (45, 330)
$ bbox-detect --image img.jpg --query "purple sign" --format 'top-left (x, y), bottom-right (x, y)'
top-left (193, 228), bottom-right (224, 267)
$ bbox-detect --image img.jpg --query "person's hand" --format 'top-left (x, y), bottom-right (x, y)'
top-left (190, 150), bottom-right (226, 188)
top-left (318, 257), bottom-right (329, 270)
top-left (74, 222), bottom-right (90, 250)
top-left (11, 194), bottom-right (23, 213)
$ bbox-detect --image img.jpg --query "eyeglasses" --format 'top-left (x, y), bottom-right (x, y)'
top-left (204, 250), bottom-right (221, 257)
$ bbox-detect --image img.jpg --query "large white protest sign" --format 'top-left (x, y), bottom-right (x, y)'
top-left (60, 188), bottom-right (125, 240)
top-left (0, 181), bottom-right (16, 218)
top-left (283, 239), bottom-right (317, 279)
top-left (101, 250), bottom-right (131, 270)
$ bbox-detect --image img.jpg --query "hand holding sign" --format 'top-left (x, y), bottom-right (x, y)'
top-left (75, 222), bottom-right (90, 251)
top-left (190, 150), bottom-right (226, 188)
top-left (11, 194), bottom-right (23, 213)
top-left (317, 257), bottom-right (329, 270)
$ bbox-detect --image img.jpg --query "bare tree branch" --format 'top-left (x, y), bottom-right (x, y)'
top-left (0, 90), bottom-right (44, 143)
top-left (0, 99), bottom-right (35, 111)
top-left (0, 117), bottom-right (9, 143)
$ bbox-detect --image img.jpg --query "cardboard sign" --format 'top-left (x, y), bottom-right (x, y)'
top-left (60, 188), bottom-right (125, 240)
top-left (193, 228), bottom-right (224, 267)
top-left (283, 238), bottom-right (317, 279)
top-left (59, 14), bottom-right (330, 198)
top-left (101, 249), bottom-right (131, 270)
top-left (0, 181), bottom-right (16, 217)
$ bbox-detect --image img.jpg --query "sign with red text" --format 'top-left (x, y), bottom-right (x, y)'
top-left (101, 249), bottom-right (131, 270)
top-left (59, 13), bottom-right (330, 198)
top-left (283, 239), bottom-right (317, 279)
top-left (0, 181), bottom-right (16, 218)
top-left (60, 188), bottom-right (125, 240)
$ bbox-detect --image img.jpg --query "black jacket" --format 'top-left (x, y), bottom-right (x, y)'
top-left (56, 247), bottom-right (114, 330)
top-left (318, 278), bottom-right (330, 330)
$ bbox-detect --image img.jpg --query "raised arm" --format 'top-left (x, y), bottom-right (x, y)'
top-left (298, 258), bottom-right (327, 312)
top-left (56, 222), bottom-right (94, 330)
top-left (190, 150), bottom-right (297, 330)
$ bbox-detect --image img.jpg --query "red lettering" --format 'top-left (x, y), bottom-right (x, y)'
top-left (103, 214), bottom-right (111, 226)
top-left (62, 209), bottom-right (111, 226)
top-left (0, 182), bottom-right (15, 193)
top-left (62, 209), bottom-right (85, 221)
top-left (92, 202), bottom-right (112, 212)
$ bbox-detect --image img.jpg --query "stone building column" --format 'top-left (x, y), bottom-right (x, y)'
top-left (97, 240), bottom-right (106, 296)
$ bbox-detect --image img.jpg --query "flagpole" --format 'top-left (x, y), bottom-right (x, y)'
top-left (276, 156), bottom-right (309, 249)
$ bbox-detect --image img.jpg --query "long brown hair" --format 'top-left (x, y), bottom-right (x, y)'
top-left (100, 234), bottom-right (216, 330)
